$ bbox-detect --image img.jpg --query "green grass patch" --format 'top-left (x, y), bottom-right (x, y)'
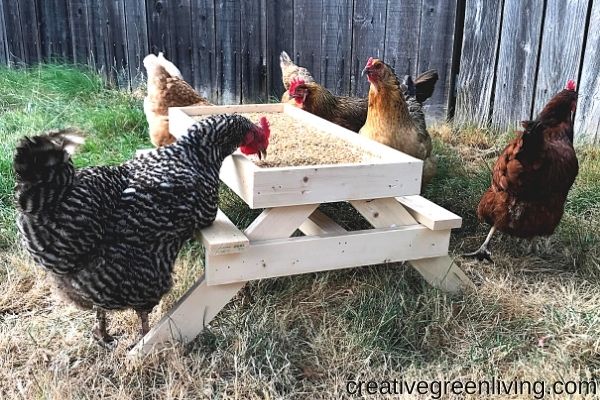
top-left (0, 64), bottom-right (148, 248)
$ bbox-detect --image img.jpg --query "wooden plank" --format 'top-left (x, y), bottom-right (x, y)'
top-left (2, 0), bottom-right (25, 64)
top-left (299, 209), bottom-right (347, 235)
top-left (454, 0), bottom-right (503, 126)
top-left (191, 0), bottom-right (217, 102)
top-left (320, 0), bottom-right (353, 95)
top-left (383, 0), bottom-right (421, 78)
top-left (241, 0), bottom-right (267, 103)
top-left (67, 0), bottom-right (93, 65)
top-left (351, 198), bottom-right (474, 292)
top-left (350, 198), bottom-right (415, 227)
top-left (130, 203), bottom-right (317, 356)
top-left (146, 0), bottom-right (171, 56)
top-left (293, 0), bottom-right (323, 87)
top-left (198, 210), bottom-right (249, 255)
top-left (395, 195), bottom-right (463, 230)
top-left (130, 276), bottom-right (245, 356)
top-left (206, 225), bottom-right (450, 285)
top-left (168, 0), bottom-right (194, 86)
top-left (215, 0), bottom-right (241, 104)
top-left (17, 0), bottom-right (41, 63)
top-left (38, 0), bottom-right (71, 62)
top-left (266, 0), bottom-right (294, 99)
top-left (124, 0), bottom-right (149, 88)
top-left (0, 0), bottom-right (8, 65)
top-left (491, 0), bottom-right (544, 129)
top-left (417, 0), bottom-right (457, 113)
top-left (533, 0), bottom-right (589, 114)
top-left (351, 0), bottom-right (387, 97)
top-left (251, 160), bottom-right (422, 211)
top-left (105, 0), bottom-right (129, 87)
top-left (87, 1), bottom-right (107, 73)
top-left (575, 0), bottom-right (600, 143)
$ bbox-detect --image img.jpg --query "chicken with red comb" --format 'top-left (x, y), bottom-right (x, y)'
top-left (240, 116), bottom-right (270, 160)
top-left (465, 80), bottom-right (579, 262)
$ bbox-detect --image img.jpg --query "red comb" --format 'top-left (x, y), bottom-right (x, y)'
top-left (259, 116), bottom-right (270, 140)
top-left (366, 57), bottom-right (374, 68)
top-left (566, 80), bottom-right (576, 91)
top-left (289, 77), bottom-right (305, 94)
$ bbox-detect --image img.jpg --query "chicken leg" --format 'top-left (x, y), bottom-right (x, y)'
top-left (137, 310), bottom-right (150, 336)
top-left (92, 307), bottom-right (116, 347)
top-left (464, 226), bottom-right (496, 262)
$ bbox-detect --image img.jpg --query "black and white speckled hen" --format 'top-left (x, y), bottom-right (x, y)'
top-left (14, 115), bottom-right (270, 346)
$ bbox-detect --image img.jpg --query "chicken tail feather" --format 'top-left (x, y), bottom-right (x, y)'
top-left (14, 128), bottom-right (84, 213)
top-left (414, 69), bottom-right (439, 104)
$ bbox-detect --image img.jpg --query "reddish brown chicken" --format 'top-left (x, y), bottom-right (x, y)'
top-left (287, 78), bottom-right (368, 132)
top-left (466, 80), bottom-right (579, 261)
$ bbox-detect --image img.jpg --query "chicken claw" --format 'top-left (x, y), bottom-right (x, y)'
top-left (463, 246), bottom-right (493, 262)
top-left (92, 308), bottom-right (117, 349)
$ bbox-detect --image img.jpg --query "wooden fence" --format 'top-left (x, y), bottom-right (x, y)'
top-left (0, 0), bottom-right (599, 142)
top-left (454, 0), bottom-right (600, 142)
top-left (0, 0), bottom-right (458, 118)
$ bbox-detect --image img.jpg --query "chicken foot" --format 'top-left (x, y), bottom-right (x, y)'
top-left (137, 310), bottom-right (150, 336)
top-left (127, 310), bottom-right (151, 351)
top-left (464, 226), bottom-right (496, 262)
top-left (92, 307), bottom-right (116, 348)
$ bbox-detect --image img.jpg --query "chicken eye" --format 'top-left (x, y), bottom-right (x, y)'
top-left (375, 63), bottom-right (383, 69)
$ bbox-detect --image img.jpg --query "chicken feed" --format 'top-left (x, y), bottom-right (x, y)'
top-left (194, 112), bottom-right (373, 167)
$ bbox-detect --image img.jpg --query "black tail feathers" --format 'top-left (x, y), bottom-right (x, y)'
top-left (14, 128), bottom-right (84, 213)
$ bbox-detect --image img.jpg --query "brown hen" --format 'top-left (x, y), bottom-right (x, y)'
top-left (466, 80), bottom-right (579, 262)
top-left (143, 52), bottom-right (212, 147)
top-left (360, 58), bottom-right (437, 186)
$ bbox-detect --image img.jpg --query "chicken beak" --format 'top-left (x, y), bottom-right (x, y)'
top-left (259, 149), bottom-right (267, 160)
top-left (361, 66), bottom-right (369, 77)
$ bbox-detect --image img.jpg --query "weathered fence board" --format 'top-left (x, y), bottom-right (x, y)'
top-left (124, 0), bottom-right (149, 87)
top-left (169, 1), bottom-right (194, 86)
top-left (0, 0), bottom-right (8, 65)
top-left (294, 0), bottom-right (323, 86)
top-left (320, 0), bottom-right (353, 95)
top-left (191, 0), bottom-right (216, 102)
top-left (454, 0), bottom-right (504, 126)
top-left (491, 0), bottom-right (544, 129)
top-left (240, 0), bottom-right (266, 103)
top-left (533, 0), bottom-right (589, 114)
top-left (2, 1), bottom-right (29, 64)
top-left (266, 0), bottom-right (293, 98)
top-left (215, 0), bottom-right (241, 104)
top-left (351, 0), bottom-right (387, 97)
top-left (575, 0), bottom-right (600, 143)
top-left (68, 0), bottom-right (93, 66)
top-left (39, 0), bottom-right (71, 61)
top-left (383, 0), bottom-right (420, 79)
top-left (418, 0), bottom-right (457, 114)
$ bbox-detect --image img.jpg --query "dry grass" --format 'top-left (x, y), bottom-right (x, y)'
top-left (2, 67), bottom-right (600, 398)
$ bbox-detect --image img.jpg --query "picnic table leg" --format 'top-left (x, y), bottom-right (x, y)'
top-left (129, 204), bottom-right (319, 357)
top-left (350, 198), bottom-right (475, 293)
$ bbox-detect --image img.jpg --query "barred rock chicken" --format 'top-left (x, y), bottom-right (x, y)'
top-left (144, 52), bottom-right (212, 147)
top-left (287, 78), bottom-right (368, 132)
top-left (279, 51), bottom-right (315, 103)
top-left (14, 115), bottom-right (270, 346)
top-left (465, 80), bottom-right (578, 262)
top-left (360, 58), bottom-right (437, 186)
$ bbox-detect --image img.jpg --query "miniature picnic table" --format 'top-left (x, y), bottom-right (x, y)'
top-left (130, 104), bottom-right (474, 356)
